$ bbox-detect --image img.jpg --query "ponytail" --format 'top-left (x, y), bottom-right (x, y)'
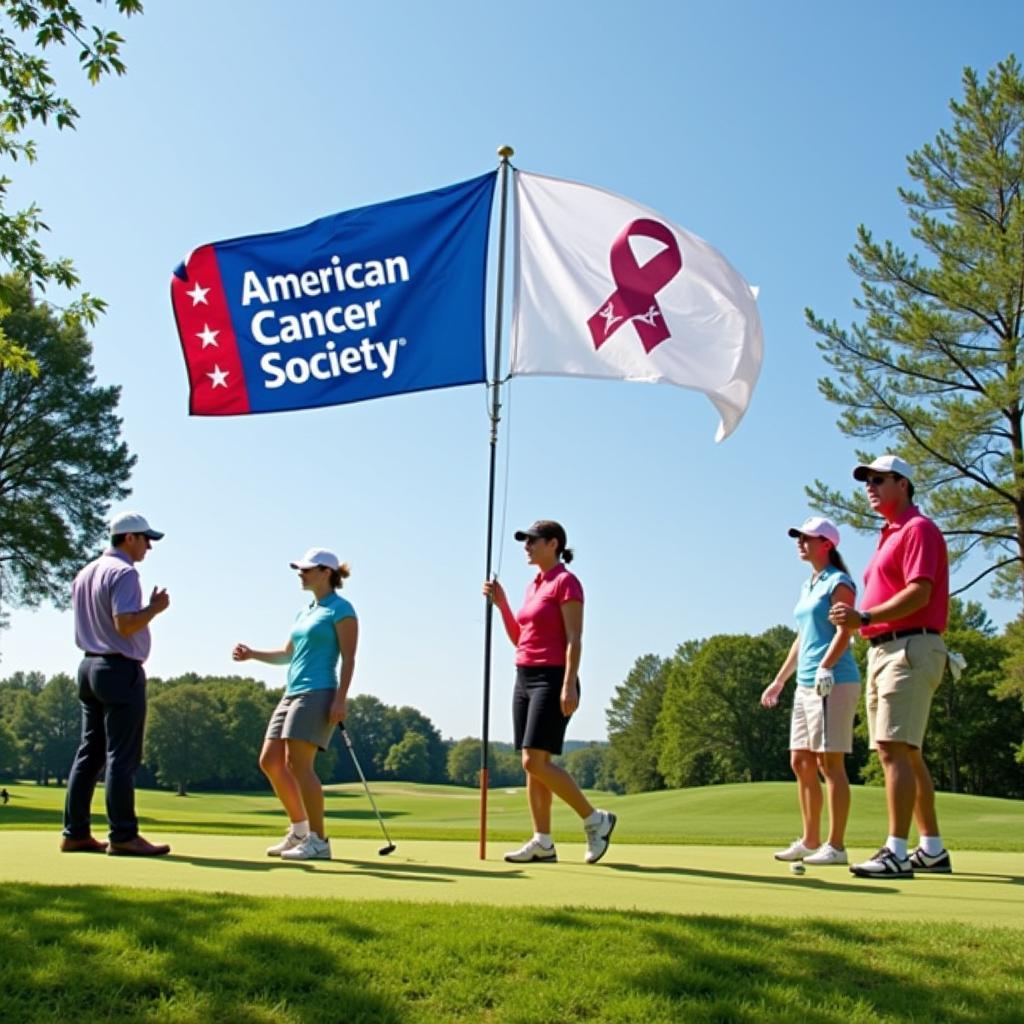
top-left (328, 563), bottom-right (352, 589)
top-left (828, 547), bottom-right (850, 576)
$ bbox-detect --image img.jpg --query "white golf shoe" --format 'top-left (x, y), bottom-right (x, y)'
top-left (281, 833), bottom-right (332, 861)
top-left (584, 810), bottom-right (617, 864)
top-left (265, 829), bottom-right (305, 857)
top-left (803, 843), bottom-right (848, 866)
top-left (773, 839), bottom-right (818, 862)
top-left (504, 838), bottom-right (557, 863)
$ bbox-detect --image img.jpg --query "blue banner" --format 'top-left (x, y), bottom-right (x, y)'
top-left (171, 172), bottom-right (496, 416)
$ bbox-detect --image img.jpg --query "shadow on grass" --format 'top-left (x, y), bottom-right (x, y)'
top-left (609, 861), bottom-right (892, 894)
top-left (164, 850), bottom-right (524, 883)
top-left (624, 913), bottom-right (1023, 1023)
top-left (2, 886), bottom-right (1022, 1023)
top-left (0, 883), bottom-right (401, 1023)
top-left (0, 806), bottom-right (61, 828)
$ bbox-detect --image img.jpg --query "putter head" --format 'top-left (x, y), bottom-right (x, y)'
top-left (379, 843), bottom-right (396, 857)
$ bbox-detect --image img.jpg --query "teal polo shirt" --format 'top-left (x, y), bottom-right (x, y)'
top-left (286, 591), bottom-right (356, 695)
top-left (793, 566), bottom-right (860, 688)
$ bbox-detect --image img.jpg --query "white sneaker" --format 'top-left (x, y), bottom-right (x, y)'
top-left (850, 846), bottom-right (913, 878)
top-left (773, 839), bottom-right (817, 862)
top-left (280, 833), bottom-right (332, 861)
top-left (584, 810), bottom-right (616, 864)
top-left (803, 843), bottom-right (848, 866)
top-left (265, 829), bottom-right (306, 857)
top-left (503, 838), bottom-right (557, 863)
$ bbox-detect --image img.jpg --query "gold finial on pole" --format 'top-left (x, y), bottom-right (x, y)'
top-left (497, 145), bottom-right (514, 160)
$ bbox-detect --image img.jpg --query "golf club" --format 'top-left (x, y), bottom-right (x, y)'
top-left (338, 723), bottom-right (396, 856)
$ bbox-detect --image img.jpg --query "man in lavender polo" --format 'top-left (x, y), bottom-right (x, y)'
top-left (829, 455), bottom-right (952, 879)
top-left (61, 511), bottom-right (172, 856)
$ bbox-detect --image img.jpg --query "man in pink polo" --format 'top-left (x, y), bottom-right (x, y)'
top-left (829, 455), bottom-right (952, 878)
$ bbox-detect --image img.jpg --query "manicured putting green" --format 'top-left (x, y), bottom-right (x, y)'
top-left (8, 831), bottom-right (1022, 928)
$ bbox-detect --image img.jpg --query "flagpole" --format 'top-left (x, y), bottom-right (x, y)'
top-left (480, 144), bottom-right (514, 860)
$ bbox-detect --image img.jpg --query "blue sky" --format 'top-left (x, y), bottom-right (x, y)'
top-left (1, 1), bottom-right (1019, 742)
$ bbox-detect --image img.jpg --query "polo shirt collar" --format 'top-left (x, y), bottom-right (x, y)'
top-left (104, 547), bottom-right (133, 566)
top-left (883, 504), bottom-right (919, 534)
top-left (534, 563), bottom-right (566, 583)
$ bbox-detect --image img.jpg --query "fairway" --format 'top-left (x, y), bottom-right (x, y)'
top-left (5, 831), bottom-right (1022, 929)
top-left (4, 779), bottom-right (1023, 848)
top-left (3, 781), bottom-right (1024, 1022)
top-left (4, 780), bottom-right (1023, 930)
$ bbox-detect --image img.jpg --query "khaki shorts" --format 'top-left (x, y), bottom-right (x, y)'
top-left (265, 689), bottom-right (336, 751)
top-left (866, 632), bottom-right (947, 749)
top-left (789, 683), bottom-right (860, 753)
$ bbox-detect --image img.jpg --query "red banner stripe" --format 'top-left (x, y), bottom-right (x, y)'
top-left (170, 245), bottom-right (250, 415)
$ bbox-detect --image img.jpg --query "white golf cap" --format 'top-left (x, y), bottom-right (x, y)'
top-left (289, 547), bottom-right (340, 571)
top-left (787, 516), bottom-right (840, 547)
top-left (109, 511), bottom-right (164, 540)
top-left (853, 454), bottom-right (913, 483)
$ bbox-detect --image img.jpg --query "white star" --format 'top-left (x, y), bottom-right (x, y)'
top-left (633, 305), bottom-right (663, 327)
top-left (207, 365), bottom-right (229, 389)
top-left (197, 324), bottom-right (220, 348)
top-left (187, 282), bottom-right (210, 306)
top-left (598, 302), bottom-right (623, 335)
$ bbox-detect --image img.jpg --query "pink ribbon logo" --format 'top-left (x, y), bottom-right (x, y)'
top-left (587, 218), bottom-right (683, 354)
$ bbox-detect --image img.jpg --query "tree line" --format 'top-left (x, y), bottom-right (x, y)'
top-left (605, 600), bottom-right (1024, 800)
top-left (0, 671), bottom-right (601, 795)
top-left (2, 597), bottom-right (1021, 799)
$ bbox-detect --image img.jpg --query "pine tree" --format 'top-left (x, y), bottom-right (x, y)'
top-left (806, 57), bottom-right (1024, 606)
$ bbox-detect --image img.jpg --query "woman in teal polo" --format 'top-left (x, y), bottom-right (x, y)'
top-left (233, 547), bottom-right (357, 862)
top-left (760, 517), bottom-right (860, 867)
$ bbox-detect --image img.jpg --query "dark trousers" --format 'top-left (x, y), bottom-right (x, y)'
top-left (63, 654), bottom-right (147, 843)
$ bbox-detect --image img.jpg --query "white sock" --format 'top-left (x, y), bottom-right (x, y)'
top-left (886, 835), bottom-right (908, 860)
top-left (533, 832), bottom-right (553, 848)
top-left (291, 819), bottom-right (310, 838)
top-left (583, 810), bottom-right (603, 827)
top-left (920, 835), bottom-right (944, 856)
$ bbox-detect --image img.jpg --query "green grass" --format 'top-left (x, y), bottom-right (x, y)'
top-left (5, 782), bottom-right (1023, 1021)
top-left (2, 883), bottom-right (1023, 1023)
top-left (3, 778), bottom-right (1023, 849)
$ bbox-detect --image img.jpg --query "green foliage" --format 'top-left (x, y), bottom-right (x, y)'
top-left (805, 57), bottom-right (1024, 605)
top-left (145, 684), bottom-right (223, 795)
top-left (383, 730), bottom-right (431, 782)
top-left (33, 672), bottom-right (76, 786)
top-left (563, 742), bottom-right (617, 791)
top-left (927, 600), bottom-right (1024, 796)
top-left (0, 0), bottom-right (143, 371)
top-left (606, 653), bottom-right (669, 793)
top-left (655, 628), bottom-right (796, 786)
top-left (0, 715), bottom-right (17, 776)
top-left (0, 276), bottom-right (134, 619)
top-left (445, 737), bottom-right (523, 788)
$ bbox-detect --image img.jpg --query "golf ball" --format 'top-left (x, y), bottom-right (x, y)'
top-left (790, 862), bottom-right (806, 875)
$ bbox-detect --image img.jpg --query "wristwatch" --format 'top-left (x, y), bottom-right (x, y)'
top-left (860, 610), bottom-right (872, 627)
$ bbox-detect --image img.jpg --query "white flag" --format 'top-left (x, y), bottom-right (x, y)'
top-left (510, 171), bottom-right (763, 441)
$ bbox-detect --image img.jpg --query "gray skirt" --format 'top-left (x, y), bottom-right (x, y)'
top-left (265, 689), bottom-right (336, 751)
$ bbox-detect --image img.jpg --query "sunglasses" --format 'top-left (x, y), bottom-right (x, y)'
top-left (865, 474), bottom-right (899, 486)
top-left (524, 536), bottom-right (551, 546)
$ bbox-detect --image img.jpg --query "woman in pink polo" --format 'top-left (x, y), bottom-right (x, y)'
top-left (484, 520), bottom-right (616, 866)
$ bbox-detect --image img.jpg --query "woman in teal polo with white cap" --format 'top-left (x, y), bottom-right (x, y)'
top-left (760, 517), bottom-right (860, 867)
top-left (233, 547), bottom-right (357, 861)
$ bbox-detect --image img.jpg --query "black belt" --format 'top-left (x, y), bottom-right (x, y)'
top-left (869, 627), bottom-right (941, 647)
top-left (84, 651), bottom-right (139, 662)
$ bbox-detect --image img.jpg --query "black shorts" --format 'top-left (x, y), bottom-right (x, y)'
top-left (512, 665), bottom-right (577, 755)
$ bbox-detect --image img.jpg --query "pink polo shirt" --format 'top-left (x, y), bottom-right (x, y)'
top-left (515, 563), bottom-right (584, 666)
top-left (861, 505), bottom-right (948, 637)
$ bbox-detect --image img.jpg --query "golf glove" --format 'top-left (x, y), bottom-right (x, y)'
top-left (814, 666), bottom-right (835, 697)
top-left (948, 651), bottom-right (967, 682)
